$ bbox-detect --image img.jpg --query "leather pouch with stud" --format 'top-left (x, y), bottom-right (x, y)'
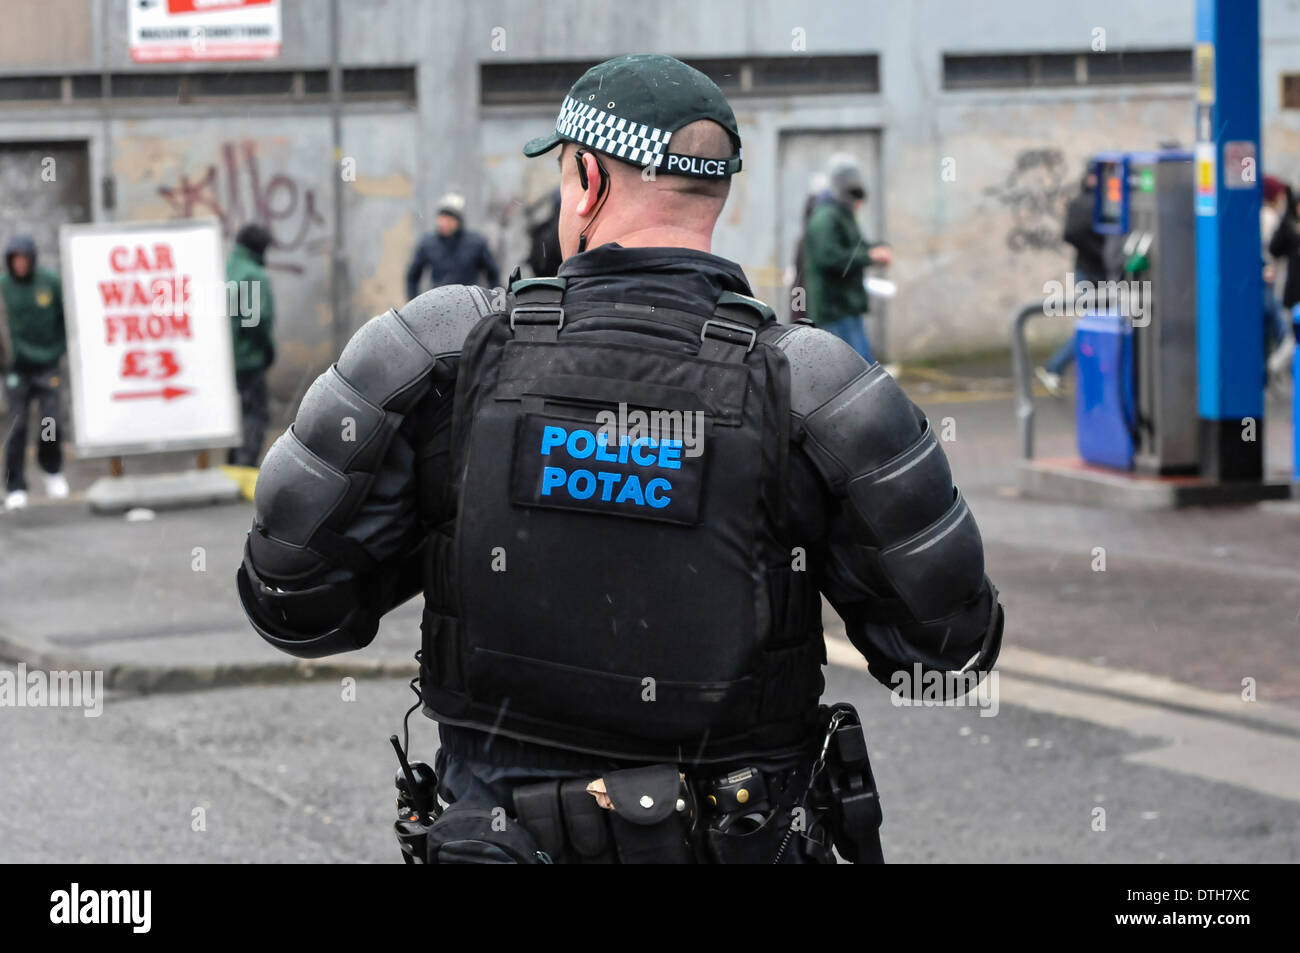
top-left (600, 764), bottom-right (693, 864)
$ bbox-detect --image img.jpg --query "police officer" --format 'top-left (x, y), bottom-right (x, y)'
top-left (237, 54), bottom-right (1004, 864)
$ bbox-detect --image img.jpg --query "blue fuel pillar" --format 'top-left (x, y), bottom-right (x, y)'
top-left (1195, 0), bottom-right (1264, 481)
top-left (1294, 307), bottom-right (1300, 480)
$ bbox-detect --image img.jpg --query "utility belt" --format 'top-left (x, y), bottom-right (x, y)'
top-left (393, 703), bottom-right (883, 864)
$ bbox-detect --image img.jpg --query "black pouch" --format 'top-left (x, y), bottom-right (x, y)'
top-left (511, 780), bottom-right (568, 862)
top-left (602, 764), bottom-right (694, 864)
top-left (559, 779), bottom-right (617, 864)
top-left (424, 801), bottom-right (549, 864)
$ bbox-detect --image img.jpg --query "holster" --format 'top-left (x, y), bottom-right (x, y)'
top-left (818, 703), bottom-right (884, 864)
top-left (699, 764), bottom-right (828, 864)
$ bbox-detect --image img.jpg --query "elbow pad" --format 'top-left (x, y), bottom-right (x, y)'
top-left (238, 534), bottom-right (428, 660)
top-left (237, 542), bottom-right (379, 658)
top-left (778, 326), bottom-right (987, 626)
top-left (246, 284), bottom-right (493, 586)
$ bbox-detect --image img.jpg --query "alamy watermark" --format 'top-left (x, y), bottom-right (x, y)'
top-left (889, 663), bottom-right (999, 718)
top-left (50, 883), bottom-right (150, 933)
top-left (1042, 273), bottom-right (1151, 327)
top-left (0, 663), bottom-right (104, 717)
top-left (594, 402), bottom-right (706, 458)
top-left (100, 276), bottom-right (264, 339)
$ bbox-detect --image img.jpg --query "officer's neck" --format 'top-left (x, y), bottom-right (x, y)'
top-left (593, 225), bottom-right (713, 255)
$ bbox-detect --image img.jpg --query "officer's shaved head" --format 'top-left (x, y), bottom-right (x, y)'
top-left (557, 119), bottom-right (735, 258)
top-left (579, 120), bottom-right (732, 205)
top-left (649, 120), bottom-right (734, 202)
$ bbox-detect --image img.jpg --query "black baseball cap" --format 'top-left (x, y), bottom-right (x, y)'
top-left (523, 54), bottom-right (742, 179)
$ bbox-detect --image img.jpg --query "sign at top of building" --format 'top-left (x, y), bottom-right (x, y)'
top-left (129, 0), bottom-right (281, 63)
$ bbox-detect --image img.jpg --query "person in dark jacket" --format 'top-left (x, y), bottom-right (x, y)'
top-left (1, 235), bottom-right (68, 510)
top-left (525, 188), bottom-right (564, 277)
top-left (1262, 177), bottom-right (1294, 378)
top-left (1268, 186), bottom-right (1300, 315)
top-left (405, 192), bottom-right (501, 298)
top-left (1037, 172), bottom-right (1105, 397)
top-left (801, 153), bottom-right (891, 361)
top-left (226, 224), bottom-right (276, 467)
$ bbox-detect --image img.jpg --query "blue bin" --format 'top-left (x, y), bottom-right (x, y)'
top-left (1075, 310), bottom-right (1135, 470)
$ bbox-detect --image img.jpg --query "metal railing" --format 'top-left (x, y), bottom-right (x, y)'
top-left (1009, 300), bottom-right (1053, 460)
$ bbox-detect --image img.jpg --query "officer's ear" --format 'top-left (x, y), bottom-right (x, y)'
top-left (575, 150), bottom-right (605, 218)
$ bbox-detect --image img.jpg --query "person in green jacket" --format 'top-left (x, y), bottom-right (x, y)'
top-left (1, 235), bottom-right (69, 510)
top-left (226, 224), bottom-right (276, 467)
top-left (801, 153), bottom-right (892, 362)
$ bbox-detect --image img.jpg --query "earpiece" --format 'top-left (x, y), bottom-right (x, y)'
top-left (573, 148), bottom-right (611, 254)
top-left (575, 149), bottom-right (607, 199)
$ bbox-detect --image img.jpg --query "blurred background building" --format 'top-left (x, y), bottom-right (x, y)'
top-left (1, 0), bottom-right (1297, 412)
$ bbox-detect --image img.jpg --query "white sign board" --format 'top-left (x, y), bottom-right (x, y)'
top-left (59, 220), bottom-right (241, 458)
top-left (129, 0), bottom-right (282, 63)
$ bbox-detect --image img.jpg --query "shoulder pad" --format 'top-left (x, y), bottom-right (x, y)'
top-left (337, 308), bottom-right (436, 412)
top-left (397, 283), bottom-right (495, 359)
top-left (510, 276), bottom-right (567, 295)
top-left (717, 290), bottom-right (776, 323)
top-left (771, 324), bottom-right (871, 418)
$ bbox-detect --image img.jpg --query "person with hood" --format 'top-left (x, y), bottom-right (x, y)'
top-left (226, 224), bottom-right (276, 467)
top-left (405, 192), bottom-right (501, 299)
top-left (801, 154), bottom-right (891, 361)
top-left (1, 235), bottom-right (69, 511)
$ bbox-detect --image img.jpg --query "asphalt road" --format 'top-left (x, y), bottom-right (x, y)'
top-left (1, 380), bottom-right (1297, 863)
top-left (1, 663), bottom-right (1295, 863)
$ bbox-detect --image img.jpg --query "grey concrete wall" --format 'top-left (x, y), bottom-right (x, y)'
top-left (107, 111), bottom-right (417, 403)
top-left (2, 0), bottom-right (1298, 377)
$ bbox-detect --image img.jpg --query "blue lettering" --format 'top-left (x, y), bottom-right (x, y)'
top-left (596, 470), bottom-right (620, 501)
top-left (618, 435), bottom-right (630, 464)
top-left (615, 474), bottom-right (645, 506)
top-left (644, 478), bottom-right (672, 508)
top-left (594, 431), bottom-right (619, 463)
top-left (540, 466), bottom-right (566, 496)
top-left (540, 425), bottom-right (566, 455)
top-left (568, 469), bottom-right (596, 499)
top-left (657, 440), bottom-right (683, 470)
top-left (566, 429), bottom-right (596, 459)
top-left (630, 440), bottom-right (656, 467)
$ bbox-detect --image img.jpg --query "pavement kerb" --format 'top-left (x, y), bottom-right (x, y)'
top-left (0, 632), bottom-right (419, 694)
top-left (4, 624), bottom-right (1299, 740)
top-left (825, 635), bottom-right (1300, 740)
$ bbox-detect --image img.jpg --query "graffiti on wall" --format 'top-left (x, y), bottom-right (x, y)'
top-left (984, 148), bottom-right (1074, 253)
top-left (156, 140), bottom-right (328, 274)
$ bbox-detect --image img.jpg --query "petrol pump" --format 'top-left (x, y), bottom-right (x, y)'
top-left (1074, 149), bottom-right (1198, 476)
top-left (1020, 0), bottom-right (1289, 507)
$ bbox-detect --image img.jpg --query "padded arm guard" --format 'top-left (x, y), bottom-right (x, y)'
top-left (775, 325), bottom-right (1004, 682)
top-left (237, 284), bottom-right (494, 658)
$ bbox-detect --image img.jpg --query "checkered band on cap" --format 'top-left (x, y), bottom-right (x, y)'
top-left (554, 95), bottom-right (673, 168)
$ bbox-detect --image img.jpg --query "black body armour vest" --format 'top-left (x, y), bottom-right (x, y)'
top-left (418, 278), bottom-right (827, 764)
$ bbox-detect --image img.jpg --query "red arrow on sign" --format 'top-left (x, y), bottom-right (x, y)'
top-left (112, 386), bottom-right (193, 401)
